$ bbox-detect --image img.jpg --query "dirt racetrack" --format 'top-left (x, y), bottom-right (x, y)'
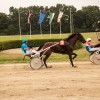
top-left (0, 61), bottom-right (100, 100)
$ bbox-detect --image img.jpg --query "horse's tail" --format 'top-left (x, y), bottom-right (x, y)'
top-left (37, 44), bottom-right (44, 51)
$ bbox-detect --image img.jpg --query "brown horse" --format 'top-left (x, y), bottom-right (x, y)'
top-left (37, 33), bottom-right (86, 68)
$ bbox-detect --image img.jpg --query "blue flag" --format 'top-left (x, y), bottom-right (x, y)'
top-left (38, 12), bottom-right (46, 24)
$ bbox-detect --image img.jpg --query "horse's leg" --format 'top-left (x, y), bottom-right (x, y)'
top-left (72, 53), bottom-right (77, 60)
top-left (40, 52), bottom-right (44, 66)
top-left (69, 54), bottom-right (76, 67)
top-left (43, 52), bottom-right (52, 68)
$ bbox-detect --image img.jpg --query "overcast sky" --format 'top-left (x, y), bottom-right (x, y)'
top-left (0, 0), bottom-right (100, 14)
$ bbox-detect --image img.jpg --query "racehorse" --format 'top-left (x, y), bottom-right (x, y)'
top-left (37, 33), bottom-right (86, 68)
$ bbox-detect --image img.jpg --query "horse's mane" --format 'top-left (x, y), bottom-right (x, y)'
top-left (64, 33), bottom-right (78, 41)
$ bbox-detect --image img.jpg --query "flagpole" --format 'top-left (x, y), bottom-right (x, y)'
top-left (29, 10), bottom-right (31, 39)
top-left (39, 10), bottom-right (42, 39)
top-left (70, 8), bottom-right (72, 34)
top-left (60, 20), bottom-right (61, 38)
top-left (59, 9), bottom-right (61, 38)
top-left (18, 10), bottom-right (21, 40)
top-left (40, 24), bottom-right (42, 39)
top-left (49, 10), bottom-right (51, 39)
top-left (58, 9), bottom-right (63, 38)
top-left (38, 10), bottom-right (46, 39)
top-left (30, 23), bottom-right (31, 39)
top-left (50, 23), bottom-right (51, 38)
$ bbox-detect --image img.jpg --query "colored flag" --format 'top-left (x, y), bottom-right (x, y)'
top-left (38, 12), bottom-right (46, 24)
top-left (28, 13), bottom-right (32, 24)
top-left (57, 11), bottom-right (63, 23)
top-left (48, 13), bottom-right (55, 24)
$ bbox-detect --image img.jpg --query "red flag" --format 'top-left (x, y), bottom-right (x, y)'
top-left (28, 13), bottom-right (32, 24)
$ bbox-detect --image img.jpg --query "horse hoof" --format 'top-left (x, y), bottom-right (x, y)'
top-left (73, 66), bottom-right (77, 68)
top-left (47, 66), bottom-right (52, 68)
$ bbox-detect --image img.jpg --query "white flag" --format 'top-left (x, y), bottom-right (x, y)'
top-left (57, 11), bottom-right (63, 22)
top-left (48, 13), bottom-right (55, 24)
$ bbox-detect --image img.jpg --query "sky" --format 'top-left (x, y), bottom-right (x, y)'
top-left (0, 0), bottom-right (100, 14)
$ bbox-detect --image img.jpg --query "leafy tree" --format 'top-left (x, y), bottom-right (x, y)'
top-left (0, 5), bottom-right (100, 35)
top-left (82, 6), bottom-right (100, 31)
top-left (0, 13), bottom-right (9, 35)
top-left (9, 7), bottom-right (19, 34)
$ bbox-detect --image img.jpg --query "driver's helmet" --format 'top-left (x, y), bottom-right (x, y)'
top-left (87, 38), bottom-right (91, 42)
top-left (22, 39), bottom-right (28, 43)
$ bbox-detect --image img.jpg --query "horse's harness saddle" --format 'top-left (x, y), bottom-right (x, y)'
top-left (59, 40), bottom-right (73, 53)
top-left (60, 40), bottom-right (72, 46)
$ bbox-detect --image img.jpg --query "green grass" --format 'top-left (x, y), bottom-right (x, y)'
top-left (0, 32), bottom-right (98, 42)
top-left (0, 48), bottom-right (90, 64)
top-left (0, 34), bottom-right (69, 41)
top-left (0, 32), bottom-right (99, 63)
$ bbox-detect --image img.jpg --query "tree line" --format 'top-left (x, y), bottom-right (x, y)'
top-left (0, 4), bottom-right (100, 35)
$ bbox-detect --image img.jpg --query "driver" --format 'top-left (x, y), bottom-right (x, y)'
top-left (21, 39), bottom-right (37, 55)
top-left (85, 38), bottom-right (100, 52)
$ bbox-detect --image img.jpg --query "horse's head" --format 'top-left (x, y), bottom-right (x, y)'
top-left (64, 33), bottom-right (86, 46)
top-left (77, 33), bottom-right (86, 43)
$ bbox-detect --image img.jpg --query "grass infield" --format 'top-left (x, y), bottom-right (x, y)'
top-left (0, 32), bottom-right (99, 63)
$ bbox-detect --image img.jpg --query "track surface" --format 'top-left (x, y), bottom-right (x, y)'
top-left (0, 61), bottom-right (100, 100)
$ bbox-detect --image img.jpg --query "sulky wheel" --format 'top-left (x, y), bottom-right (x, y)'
top-left (92, 54), bottom-right (100, 65)
top-left (90, 53), bottom-right (95, 63)
top-left (30, 57), bottom-right (43, 70)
